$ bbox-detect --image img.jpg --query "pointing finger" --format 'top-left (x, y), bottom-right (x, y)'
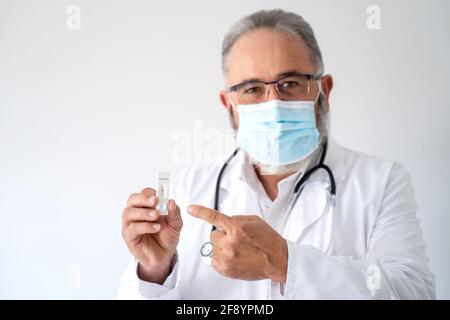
top-left (188, 205), bottom-right (231, 232)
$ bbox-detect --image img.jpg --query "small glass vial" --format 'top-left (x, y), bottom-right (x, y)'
top-left (156, 171), bottom-right (169, 215)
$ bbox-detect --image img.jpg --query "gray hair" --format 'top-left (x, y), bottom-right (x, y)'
top-left (221, 9), bottom-right (324, 76)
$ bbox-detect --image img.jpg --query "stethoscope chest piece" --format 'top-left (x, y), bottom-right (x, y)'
top-left (200, 141), bottom-right (336, 262)
top-left (200, 241), bottom-right (213, 257)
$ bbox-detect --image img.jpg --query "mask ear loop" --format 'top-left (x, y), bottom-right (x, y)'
top-left (227, 96), bottom-right (240, 132)
top-left (227, 91), bottom-right (240, 112)
top-left (229, 101), bottom-right (238, 112)
top-left (313, 80), bottom-right (323, 106)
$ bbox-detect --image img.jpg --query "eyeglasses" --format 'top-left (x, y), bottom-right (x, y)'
top-left (228, 72), bottom-right (322, 106)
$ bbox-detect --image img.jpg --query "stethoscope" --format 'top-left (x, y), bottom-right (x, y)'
top-left (200, 140), bottom-right (336, 258)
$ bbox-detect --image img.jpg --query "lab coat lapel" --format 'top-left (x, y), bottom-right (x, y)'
top-left (282, 138), bottom-right (346, 245)
top-left (282, 180), bottom-right (330, 243)
top-left (217, 150), bottom-right (263, 218)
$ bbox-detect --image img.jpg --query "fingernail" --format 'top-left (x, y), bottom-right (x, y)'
top-left (149, 210), bottom-right (156, 218)
top-left (187, 205), bottom-right (193, 213)
top-left (148, 195), bottom-right (155, 204)
top-left (153, 223), bottom-right (160, 230)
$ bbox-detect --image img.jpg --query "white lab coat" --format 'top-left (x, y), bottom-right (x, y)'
top-left (117, 138), bottom-right (435, 299)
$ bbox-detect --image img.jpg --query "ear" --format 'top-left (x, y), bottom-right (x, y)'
top-left (321, 74), bottom-right (333, 99)
top-left (320, 74), bottom-right (333, 112)
top-left (220, 90), bottom-right (239, 129)
top-left (219, 90), bottom-right (230, 110)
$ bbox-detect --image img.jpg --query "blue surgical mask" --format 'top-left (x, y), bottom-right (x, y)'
top-left (235, 99), bottom-right (320, 166)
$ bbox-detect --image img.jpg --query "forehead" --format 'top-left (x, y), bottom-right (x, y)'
top-left (226, 27), bottom-right (315, 85)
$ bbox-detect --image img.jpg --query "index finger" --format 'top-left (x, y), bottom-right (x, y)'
top-left (188, 205), bottom-right (231, 232)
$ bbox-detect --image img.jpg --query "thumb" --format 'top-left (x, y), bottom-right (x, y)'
top-left (165, 199), bottom-right (182, 227)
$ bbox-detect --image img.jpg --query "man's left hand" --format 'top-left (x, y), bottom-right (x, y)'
top-left (188, 204), bottom-right (288, 284)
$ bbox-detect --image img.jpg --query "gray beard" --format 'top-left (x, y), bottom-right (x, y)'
top-left (231, 100), bottom-right (330, 176)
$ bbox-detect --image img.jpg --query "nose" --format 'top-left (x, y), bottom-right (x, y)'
top-left (265, 84), bottom-right (282, 101)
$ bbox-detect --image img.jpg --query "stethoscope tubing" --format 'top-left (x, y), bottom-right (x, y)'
top-left (200, 140), bottom-right (336, 258)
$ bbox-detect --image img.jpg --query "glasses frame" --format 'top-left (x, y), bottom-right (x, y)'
top-left (228, 72), bottom-right (322, 105)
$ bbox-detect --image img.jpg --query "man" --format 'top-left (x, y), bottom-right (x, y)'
top-left (118, 9), bottom-right (435, 299)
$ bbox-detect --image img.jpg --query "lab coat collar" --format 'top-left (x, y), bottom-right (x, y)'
top-left (217, 137), bottom-right (346, 245)
top-left (219, 148), bottom-right (247, 192)
top-left (219, 136), bottom-right (346, 193)
top-left (323, 137), bottom-right (347, 185)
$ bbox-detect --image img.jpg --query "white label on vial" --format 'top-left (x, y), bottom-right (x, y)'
top-left (157, 171), bottom-right (169, 215)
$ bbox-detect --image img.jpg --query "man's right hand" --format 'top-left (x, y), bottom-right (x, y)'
top-left (122, 187), bottom-right (183, 284)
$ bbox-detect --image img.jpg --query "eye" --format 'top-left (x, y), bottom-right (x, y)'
top-left (280, 81), bottom-right (299, 88)
top-left (243, 86), bottom-right (262, 95)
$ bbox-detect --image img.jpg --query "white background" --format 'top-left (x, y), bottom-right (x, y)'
top-left (0, 0), bottom-right (449, 299)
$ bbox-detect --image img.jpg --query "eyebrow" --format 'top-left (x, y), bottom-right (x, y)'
top-left (237, 70), bottom-right (311, 84)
